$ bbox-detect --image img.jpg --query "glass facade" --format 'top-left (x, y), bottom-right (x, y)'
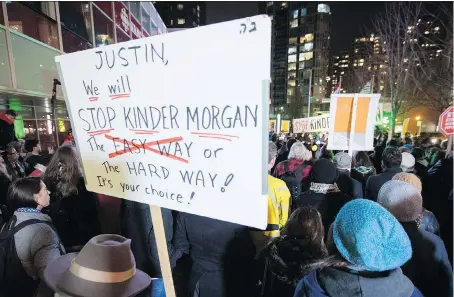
top-left (0, 1), bottom-right (167, 149)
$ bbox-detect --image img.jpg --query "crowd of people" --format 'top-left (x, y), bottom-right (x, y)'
top-left (0, 106), bottom-right (452, 297)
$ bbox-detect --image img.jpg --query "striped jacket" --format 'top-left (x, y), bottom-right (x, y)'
top-left (266, 175), bottom-right (291, 237)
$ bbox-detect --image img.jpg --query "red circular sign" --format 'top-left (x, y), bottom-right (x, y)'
top-left (439, 106), bottom-right (454, 136)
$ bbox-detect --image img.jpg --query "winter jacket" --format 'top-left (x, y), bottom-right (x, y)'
top-left (43, 178), bottom-right (101, 248)
top-left (120, 200), bottom-right (175, 277)
top-left (8, 211), bottom-right (65, 297)
top-left (266, 175), bottom-right (291, 237)
top-left (259, 237), bottom-right (326, 297)
top-left (294, 267), bottom-right (423, 297)
top-left (401, 222), bottom-right (453, 297)
top-left (296, 190), bottom-right (352, 232)
top-left (420, 208), bottom-right (440, 235)
top-left (173, 212), bottom-right (256, 297)
top-left (0, 113), bottom-right (16, 149)
top-left (365, 167), bottom-right (402, 201)
top-left (336, 170), bottom-right (363, 199)
top-left (351, 166), bottom-right (375, 193)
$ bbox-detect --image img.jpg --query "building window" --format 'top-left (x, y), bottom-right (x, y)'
top-left (288, 54), bottom-right (297, 63)
top-left (317, 4), bottom-right (330, 14)
top-left (288, 37), bottom-right (297, 44)
top-left (61, 27), bottom-right (92, 53)
top-left (7, 2), bottom-right (59, 49)
top-left (299, 52), bottom-right (313, 61)
top-left (293, 9), bottom-right (298, 19)
top-left (300, 42), bottom-right (313, 52)
top-left (94, 2), bottom-right (113, 18)
top-left (197, 5), bottom-right (200, 11)
top-left (287, 88), bottom-right (295, 96)
top-left (290, 19), bottom-right (298, 28)
top-left (288, 46), bottom-right (297, 54)
top-left (93, 6), bottom-right (114, 47)
top-left (288, 80), bottom-right (296, 87)
top-left (129, 2), bottom-right (141, 21)
top-left (288, 63), bottom-right (296, 71)
top-left (116, 27), bottom-right (129, 43)
top-left (177, 4), bottom-right (184, 10)
top-left (59, 2), bottom-right (92, 43)
top-left (300, 33), bottom-right (314, 43)
top-left (267, 2), bottom-right (273, 7)
top-left (301, 8), bottom-right (307, 16)
top-left (288, 71), bottom-right (296, 79)
top-left (177, 18), bottom-right (185, 25)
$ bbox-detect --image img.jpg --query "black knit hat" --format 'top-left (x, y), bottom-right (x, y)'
top-left (310, 159), bottom-right (338, 184)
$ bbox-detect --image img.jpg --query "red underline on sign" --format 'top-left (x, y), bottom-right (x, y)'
top-left (109, 94), bottom-right (130, 100)
top-left (199, 136), bottom-right (232, 142)
top-left (88, 128), bottom-right (115, 136)
top-left (105, 134), bottom-right (188, 163)
top-left (129, 129), bottom-right (159, 134)
top-left (191, 132), bottom-right (239, 138)
top-left (89, 97), bottom-right (99, 101)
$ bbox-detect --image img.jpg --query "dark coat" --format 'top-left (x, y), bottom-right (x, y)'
top-left (350, 166), bottom-right (375, 193)
top-left (0, 116), bottom-right (16, 150)
top-left (294, 267), bottom-right (423, 297)
top-left (173, 212), bottom-right (256, 297)
top-left (420, 208), bottom-right (440, 235)
top-left (295, 191), bottom-right (352, 232)
top-left (365, 167), bottom-right (402, 201)
top-left (120, 200), bottom-right (175, 278)
top-left (401, 222), bottom-right (453, 297)
top-left (43, 178), bottom-right (101, 249)
top-left (336, 171), bottom-right (364, 199)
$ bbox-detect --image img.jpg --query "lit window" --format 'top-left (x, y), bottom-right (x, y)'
top-left (317, 4), bottom-right (330, 13)
top-left (354, 49), bottom-right (359, 53)
top-left (434, 26), bottom-right (440, 31)
top-left (288, 46), bottom-right (297, 54)
top-left (299, 51), bottom-right (313, 61)
top-left (299, 33), bottom-right (314, 43)
top-left (289, 37), bottom-right (297, 44)
top-left (197, 5), bottom-right (200, 11)
top-left (293, 9), bottom-right (298, 19)
top-left (333, 63), bottom-right (339, 66)
top-left (436, 49), bottom-right (442, 53)
top-left (355, 38), bottom-right (359, 42)
top-left (424, 31), bottom-right (429, 35)
top-left (287, 88), bottom-right (295, 96)
top-left (360, 37), bottom-right (366, 42)
top-left (345, 55), bottom-right (349, 58)
top-left (177, 4), bottom-right (184, 10)
top-left (359, 59), bottom-right (364, 63)
top-left (301, 8), bottom-right (307, 16)
top-left (288, 54), bottom-right (297, 63)
top-left (288, 63), bottom-right (297, 71)
top-left (358, 62), bottom-right (364, 66)
top-left (288, 80), bottom-right (296, 87)
top-left (177, 18), bottom-right (185, 25)
top-left (354, 63), bottom-right (357, 67)
top-left (267, 2), bottom-right (273, 7)
top-left (281, 2), bottom-right (287, 7)
top-left (341, 71), bottom-right (344, 75)
top-left (290, 19), bottom-right (298, 28)
top-left (300, 42), bottom-right (313, 52)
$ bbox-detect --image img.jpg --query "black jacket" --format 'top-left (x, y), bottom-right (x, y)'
top-left (401, 222), bottom-right (453, 297)
top-left (120, 200), bottom-right (175, 278)
top-left (44, 178), bottom-right (101, 248)
top-left (296, 191), bottom-right (352, 232)
top-left (365, 167), bottom-right (402, 201)
top-left (336, 171), bottom-right (364, 199)
top-left (0, 117), bottom-right (16, 149)
top-left (173, 212), bottom-right (256, 297)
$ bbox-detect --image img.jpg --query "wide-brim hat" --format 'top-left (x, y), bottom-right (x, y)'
top-left (44, 234), bottom-right (151, 297)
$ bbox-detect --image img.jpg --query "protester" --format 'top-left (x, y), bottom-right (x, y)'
top-left (1, 177), bottom-right (64, 297)
top-left (43, 146), bottom-right (101, 250)
top-left (0, 109), bottom-right (17, 150)
top-left (3, 143), bottom-right (26, 180)
top-left (260, 207), bottom-right (328, 297)
top-left (173, 212), bottom-right (256, 297)
top-left (293, 199), bottom-right (422, 297)
top-left (13, 139), bottom-right (26, 162)
top-left (24, 139), bottom-right (45, 175)
top-left (392, 172), bottom-right (440, 235)
top-left (44, 234), bottom-right (155, 297)
top-left (271, 138), bottom-right (297, 174)
top-left (365, 146), bottom-right (402, 201)
top-left (333, 152), bottom-right (363, 199)
top-left (401, 152), bottom-right (416, 173)
top-left (0, 157), bottom-right (11, 207)
top-left (120, 200), bottom-right (173, 295)
top-left (295, 158), bottom-right (351, 231)
top-left (61, 128), bottom-right (74, 145)
top-left (351, 150), bottom-right (376, 192)
top-left (378, 180), bottom-right (453, 297)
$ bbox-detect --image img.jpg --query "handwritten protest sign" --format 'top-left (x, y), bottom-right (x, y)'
top-left (55, 15), bottom-right (271, 230)
top-left (293, 114), bottom-right (330, 134)
top-left (327, 93), bottom-right (380, 152)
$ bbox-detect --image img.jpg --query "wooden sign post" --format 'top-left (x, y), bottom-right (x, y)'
top-left (55, 15), bottom-right (272, 297)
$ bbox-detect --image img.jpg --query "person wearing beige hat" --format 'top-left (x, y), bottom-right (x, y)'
top-left (44, 234), bottom-right (155, 297)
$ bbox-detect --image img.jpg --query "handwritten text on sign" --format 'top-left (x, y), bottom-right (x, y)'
top-left (56, 16), bottom-right (271, 229)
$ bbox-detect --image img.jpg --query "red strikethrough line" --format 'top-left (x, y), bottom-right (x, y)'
top-left (88, 128), bottom-right (115, 135)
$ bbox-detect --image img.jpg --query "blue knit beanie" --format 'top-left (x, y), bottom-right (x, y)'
top-left (333, 199), bottom-right (412, 272)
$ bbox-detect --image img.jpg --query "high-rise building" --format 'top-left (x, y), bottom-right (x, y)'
top-left (265, 2), bottom-right (331, 119)
top-left (329, 51), bottom-right (350, 93)
top-left (0, 1), bottom-right (167, 148)
top-left (154, 2), bottom-right (206, 29)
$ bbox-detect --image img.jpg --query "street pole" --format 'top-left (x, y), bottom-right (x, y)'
top-left (308, 68), bottom-right (312, 117)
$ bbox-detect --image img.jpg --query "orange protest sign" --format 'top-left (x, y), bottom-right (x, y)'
top-left (334, 97), bottom-right (370, 133)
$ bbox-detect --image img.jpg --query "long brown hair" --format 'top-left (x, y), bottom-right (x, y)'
top-left (43, 146), bottom-right (82, 198)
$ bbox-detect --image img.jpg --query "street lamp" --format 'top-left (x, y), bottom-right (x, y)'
top-left (416, 116), bottom-right (422, 135)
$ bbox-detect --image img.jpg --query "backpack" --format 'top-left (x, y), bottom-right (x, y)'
top-left (0, 215), bottom-right (62, 297)
top-left (279, 162), bottom-right (306, 203)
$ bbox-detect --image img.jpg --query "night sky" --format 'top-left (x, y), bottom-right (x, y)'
top-left (206, 1), bottom-right (386, 54)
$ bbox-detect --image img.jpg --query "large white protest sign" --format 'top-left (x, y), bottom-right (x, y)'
top-left (56, 16), bottom-right (271, 229)
top-left (293, 114), bottom-right (330, 134)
